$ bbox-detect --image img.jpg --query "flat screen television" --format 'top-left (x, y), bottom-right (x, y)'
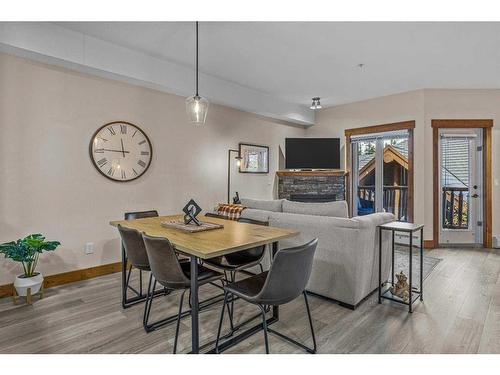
top-left (285, 138), bottom-right (340, 169)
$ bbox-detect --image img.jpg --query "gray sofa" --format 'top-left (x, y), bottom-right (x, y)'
top-left (240, 198), bottom-right (395, 309)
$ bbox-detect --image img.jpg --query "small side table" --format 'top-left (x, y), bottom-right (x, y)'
top-left (378, 221), bottom-right (424, 313)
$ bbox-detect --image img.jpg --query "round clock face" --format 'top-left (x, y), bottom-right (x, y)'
top-left (89, 121), bottom-right (153, 182)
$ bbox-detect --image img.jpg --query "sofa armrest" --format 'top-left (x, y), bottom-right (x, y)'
top-left (353, 212), bottom-right (396, 228)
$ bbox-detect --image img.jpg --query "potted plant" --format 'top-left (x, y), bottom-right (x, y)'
top-left (0, 234), bottom-right (60, 297)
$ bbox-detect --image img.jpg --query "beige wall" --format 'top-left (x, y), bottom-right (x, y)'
top-left (0, 53), bottom-right (305, 285)
top-left (308, 89), bottom-right (500, 242)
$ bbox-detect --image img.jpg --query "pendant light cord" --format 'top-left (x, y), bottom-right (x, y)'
top-left (195, 21), bottom-right (199, 97)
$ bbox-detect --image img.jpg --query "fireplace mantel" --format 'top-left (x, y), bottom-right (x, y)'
top-left (276, 170), bottom-right (346, 177)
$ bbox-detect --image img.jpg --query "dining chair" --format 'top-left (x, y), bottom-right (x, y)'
top-left (215, 238), bottom-right (318, 354)
top-left (142, 233), bottom-right (224, 353)
top-left (203, 217), bottom-right (268, 328)
top-left (118, 224), bottom-right (171, 332)
top-left (122, 210), bottom-right (160, 309)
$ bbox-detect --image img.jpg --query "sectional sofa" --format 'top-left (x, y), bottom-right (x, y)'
top-left (239, 198), bottom-right (395, 309)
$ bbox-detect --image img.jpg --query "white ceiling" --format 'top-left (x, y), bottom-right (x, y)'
top-left (56, 22), bottom-right (500, 107)
top-left (2, 22), bottom-right (500, 124)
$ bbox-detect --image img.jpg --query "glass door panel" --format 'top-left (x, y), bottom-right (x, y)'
top-left (382, 136), bottom-right (409, 221)
top-left (438, 129), bottom-right (482, 245)
top-left (355, 140), bottom-right (376, 216)
top-left (352, 130), bottom-right (410, 221)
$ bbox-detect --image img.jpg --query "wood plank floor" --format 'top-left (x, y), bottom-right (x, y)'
top-left (0, 247), bottom-right (499, 354)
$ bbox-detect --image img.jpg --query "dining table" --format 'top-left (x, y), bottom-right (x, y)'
top-left (110, 214), bottom-right (298, 353)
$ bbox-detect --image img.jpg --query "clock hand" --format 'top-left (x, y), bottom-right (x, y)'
top-left (120, 139), bottom-right (126, 158)
top-left (97, 148), bottom-right (130, 153)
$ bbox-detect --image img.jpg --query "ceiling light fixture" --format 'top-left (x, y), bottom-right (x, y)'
top-left (310, 97), bottom-right (322, 110)
top-left (186, 21), bottom-right (209, 125)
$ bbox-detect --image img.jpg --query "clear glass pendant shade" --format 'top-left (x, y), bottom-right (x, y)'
top-left (185, 95), bottom-right (209, 125)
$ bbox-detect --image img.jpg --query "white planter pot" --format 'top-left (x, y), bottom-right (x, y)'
top-left (14, 273), bottom-right (44, 297)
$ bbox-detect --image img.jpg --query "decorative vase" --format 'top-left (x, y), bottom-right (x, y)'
top-left (13, 272), bottom-right (44, 297)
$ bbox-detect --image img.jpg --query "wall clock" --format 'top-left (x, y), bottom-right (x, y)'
top-left (89, 121), bottom-right (153, 182)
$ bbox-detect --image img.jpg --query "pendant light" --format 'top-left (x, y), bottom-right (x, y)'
top-left (186, 21), bottom-right (209, 125)
top-left (310, 97), bottom-right (322, 110)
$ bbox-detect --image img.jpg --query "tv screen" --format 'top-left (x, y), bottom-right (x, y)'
top-left (285, 138), bottom-right (340, 169)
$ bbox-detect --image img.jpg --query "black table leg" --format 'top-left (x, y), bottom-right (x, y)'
top-left (121, 243), bottom-right (127, 308)
top-left (420, 227), bottom-right (424, 301)
top-left (190, 255), bottom-right (200, 354)
top-left (271, 241), bottom-right (279, 320)
top-left (378, 227), bottom-right (382, 304)
top-left (409, 233), bottom-right (413, 313)
top-left (391, 230), bottom-right (395, 286)
top-left (272, 241), bottom-right (278, 259)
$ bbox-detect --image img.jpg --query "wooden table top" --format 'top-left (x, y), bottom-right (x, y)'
top-left (110, 215), bottom-right (298, 259)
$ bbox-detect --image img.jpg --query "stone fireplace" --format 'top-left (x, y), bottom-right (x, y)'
top-left (276, 170), bottom-right (346, 202)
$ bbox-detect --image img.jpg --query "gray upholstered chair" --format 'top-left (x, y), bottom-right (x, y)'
top-left (118, 224), bottom-right (171, 332)
top-left (122, 210), bottom-right (159, 309)
top-left (204, 217), bottom-right (268, 328)
top-left (142, 233), bottom-right (224, 353)
top-left (215, 238), bottom-right (318, 354)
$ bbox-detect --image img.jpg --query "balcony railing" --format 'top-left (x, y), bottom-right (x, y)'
top-left (357, 185), bottom-right (408, 221)
top-left (442, 187), bottom-right (469, 229)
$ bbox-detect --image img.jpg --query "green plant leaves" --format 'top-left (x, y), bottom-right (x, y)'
top-left (0, 234), bottom-right (61, 277)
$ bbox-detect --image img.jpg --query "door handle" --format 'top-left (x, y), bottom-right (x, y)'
top-left (472, 194), bottom-right (479, 198)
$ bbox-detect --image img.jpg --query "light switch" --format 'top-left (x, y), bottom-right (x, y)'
top-left (85, 242), bottom-right (94, 255)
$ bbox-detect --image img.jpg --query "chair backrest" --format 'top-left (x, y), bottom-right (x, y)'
top-left (117, 225), bottom-right (150, 270)
top-left (255, 238), bottom-right (318, 305)
top-left (224, 218), bottom-right (268, 263)
top-left (142, 234), bottom-right (190, 290)
top-left (124, 210), bottom-right (159, 220)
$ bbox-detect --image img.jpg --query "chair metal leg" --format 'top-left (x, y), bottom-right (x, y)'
top-left (139, 269), bottom-right (143, 295)
top-left (215, 291), bottom-right (230, 353)
top-left (230, 272), bottom-right (236, 322)
top-left (173, 289), bottom-right (187, 354)
top-left (303, 291), bottom-right (317, 353)
top-left (258, 304), bottom-right (270, 354)
top-left (265, 292), bottom-right (317, 354)
top-left (219, 280), bottom-right (234, 332)
top-left (142, 273), bottom-right (154, 329)
top-left (259, 263), bottom-right (264, 273)
top-left (143, 279), bottom-right (157, 332)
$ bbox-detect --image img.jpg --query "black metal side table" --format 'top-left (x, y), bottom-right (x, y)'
top-left (378, 221), bottom-right (424, 313)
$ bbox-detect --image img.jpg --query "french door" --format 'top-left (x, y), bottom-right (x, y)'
top-left (351, 130), bottom-right (410, 221)
top-left (438, 129), bottom-right (483, 245)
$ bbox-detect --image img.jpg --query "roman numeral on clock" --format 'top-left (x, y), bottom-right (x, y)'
top-left (137, 160), bottom-right (146, 168)
top-left (138, 140), bottom-right (146, 145)
top-left (140, 151), bottom-right (149, 156)
top-left (107, 126), bottom-right (116, 136)
top-left (107, 167), bottom-right (115, 176)
top-left (120, 124), bottom-right (127, 134)
top-left (97, 158), bottom-right (108, 167)
top-left (121, 170), bottom-right (126, 179)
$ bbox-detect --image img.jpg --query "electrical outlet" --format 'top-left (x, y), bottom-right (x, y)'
top-left (85, 242), bottom-right (94, 255)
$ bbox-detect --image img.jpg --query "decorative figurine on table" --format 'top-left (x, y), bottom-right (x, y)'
top-left (232, 191), bottom-right (241, 204)
top-left (183, 199), bottom-right (202, 226)
top-left (390, 271), bottom-right (410, 302)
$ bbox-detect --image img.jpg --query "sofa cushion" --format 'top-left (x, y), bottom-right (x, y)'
top-left (240, 198), bottom-right (283, 212)
top-left (240, 208), bottom-right (272, 223)
top-left (282, 200), bottom-right (348, 218)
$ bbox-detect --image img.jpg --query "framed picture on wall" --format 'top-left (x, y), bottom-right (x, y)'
top-left (238, 143), bottom-right (269, 174)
